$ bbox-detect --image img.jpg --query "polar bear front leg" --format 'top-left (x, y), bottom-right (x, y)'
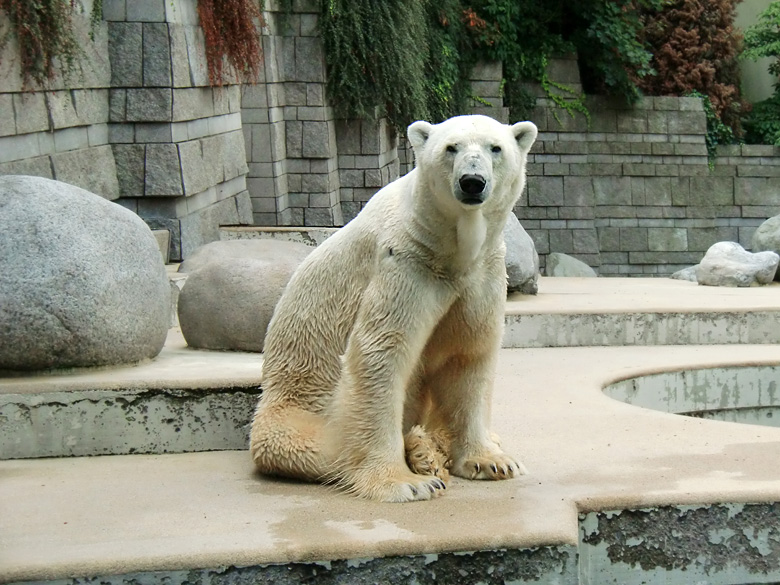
top-left (430, 350), bottom-right (526, 481)
top-left (325, 267), bottom-right (453, 502)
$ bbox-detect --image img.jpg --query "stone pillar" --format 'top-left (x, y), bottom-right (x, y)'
top-left (336, 117), bottom-right (399, 223)
top-left (243, 0), bottom-right (343, 227)
top-left (106, 0), bottom-right (252, 260)
top-left (470, 61), bottom-right (509, 123)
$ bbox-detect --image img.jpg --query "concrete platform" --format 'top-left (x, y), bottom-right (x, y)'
top-left (505, 277), bottom-right (780, 346)
top-left (2, 278), bottom-right (780, 584)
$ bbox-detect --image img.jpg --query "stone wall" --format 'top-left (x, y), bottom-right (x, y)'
top-left (516, 55), bottom-right (779, 276)
top-left (0, 0), bottom-right (252, 262)
top-left (2, 4), bottom-right (779, 272)
top-left (240, 1), bottom-right (400, 228)
top-left (0, 0), bottom-right (117, 199)
top-left (104, 0), bottom-right (251, 260)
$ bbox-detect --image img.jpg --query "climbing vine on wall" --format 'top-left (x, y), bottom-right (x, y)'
top-left (319, 0), bottom-right (665, 129)
top-left (0, 0), bottom-right (101, 87)
top-left (197, 0), bottom-right (265, 86)
top-left (319, 0), bottom-right (432, 130)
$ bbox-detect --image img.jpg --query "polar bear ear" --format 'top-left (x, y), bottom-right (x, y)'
top-left (407, 121), bottom-right (433, 149)
top-left (511, 121), bottom-right (538, 154)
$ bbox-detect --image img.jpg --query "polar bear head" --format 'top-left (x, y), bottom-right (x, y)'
top-left (407, 115), bottom-right (537, 215)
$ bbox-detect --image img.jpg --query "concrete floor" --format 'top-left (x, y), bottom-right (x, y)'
top-left (2, 278), bottom-right (780, 584)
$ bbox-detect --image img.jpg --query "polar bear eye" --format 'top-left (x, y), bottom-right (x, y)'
top-left (446, 144), bottom-right (457, 153)
top-left (491, 145), bottom-right (502, 154)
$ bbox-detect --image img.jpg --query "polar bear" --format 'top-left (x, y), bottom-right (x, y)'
top-left (250, 115), bottom-right (537, 502)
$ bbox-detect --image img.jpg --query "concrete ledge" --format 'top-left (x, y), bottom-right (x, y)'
top-left (505, 277), bottom-right (780, 346)
top-left (3, 344), bottom-right (780, 583)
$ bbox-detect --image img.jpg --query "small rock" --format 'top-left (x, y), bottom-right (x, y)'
top-left (545, 253), bottom-right (598, 277)
top-left (697, 241), bottom-right (779, 287)
top-left (178, 239), bottom-right (313, 273)
top-left (752, 214), bottom-right (780, 281)
top-left (0, 175), bottom-right (170, 371)
top-left (177, 241), bottom-right (312, 352)
top-left (504, 213), bottom-right (539, 294)
top-left (670, 266), bottom-right (698, 282)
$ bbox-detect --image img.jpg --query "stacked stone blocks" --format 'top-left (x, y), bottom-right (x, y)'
top-left (242, 1), bottom-right (348, 227)
top-left (105, 0), bottom-right (251, 260)
top-left (516, 56), bottom-right (777, 276)
top-left (0, 0), bottom-right (117, 199)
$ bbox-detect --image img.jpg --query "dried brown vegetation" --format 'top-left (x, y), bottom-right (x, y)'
top-left (197, 0), bottom-right (265, 86)
top-left (634, 0), bottom-right (747, 133)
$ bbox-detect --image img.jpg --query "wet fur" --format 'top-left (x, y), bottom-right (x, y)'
top-left (250, 115), bottom-right (537, 502)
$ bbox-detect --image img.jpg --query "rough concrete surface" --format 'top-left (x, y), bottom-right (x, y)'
top-left (504, 277), bottom-right (780, 346)
top-left (3, 343), bottom-right (780, 583)
top-left (3, 279), bottom-right (780, 584)
top-left (580, 504), bottom-right (780, 585)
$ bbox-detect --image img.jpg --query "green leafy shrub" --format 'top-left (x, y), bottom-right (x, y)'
top-left (742, 1), bottom-right (780, 145)
top-left (570, 0), bottom-right (662, 102)
top-left (743, 95), bottom-right (780, 145)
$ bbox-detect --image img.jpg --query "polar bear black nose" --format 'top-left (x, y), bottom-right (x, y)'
top-left (459, 174), bottom-right (486, 196)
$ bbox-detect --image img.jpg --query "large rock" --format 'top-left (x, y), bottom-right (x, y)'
top-left (0, 175), bottom-right (170, 371)
top-left (178, 239), bottom-right (312, 273)
top-left (752, 214), bottom-right (780, 281)
top-left (177, 240), bottom-right (312, 352)
top-left (504, 213), bottom-right (539, 294)
top-left (545, 252), bottom-right (598, 277)
top-left (697, 241), bottom-right (779, 287)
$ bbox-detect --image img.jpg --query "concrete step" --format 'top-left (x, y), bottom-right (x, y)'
top-left (3, 278), bottom-right (780, 461)
top-left (3, 344), bottom-right (780, 584)
top-left (505, 277), bottom-right (780, 347)
top-left (0, 329), bottom-right (262, 460)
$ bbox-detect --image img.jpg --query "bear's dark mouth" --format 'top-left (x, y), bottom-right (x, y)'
top-left (460, 197), bottom-right (484, 206)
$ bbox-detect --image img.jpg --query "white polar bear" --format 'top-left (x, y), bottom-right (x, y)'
top-left (250, 114), bottom-right (538, 502)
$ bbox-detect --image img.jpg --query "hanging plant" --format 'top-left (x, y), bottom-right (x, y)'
top-left (0, 0), bottom-right (101, 88)
top-left (197, 0), bottom-right (265, 86)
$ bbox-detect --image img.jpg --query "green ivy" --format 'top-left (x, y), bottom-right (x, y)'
top-left (743, 94), bottom-right (780, 146)
top-left (319, 0), bottom-right (431, 130)
top-left (688, 91), bottom-right (735, 169)
top-left (319, 0), bottom-right (663, 129)
top-left (743, 1), bottom-right (780, 145)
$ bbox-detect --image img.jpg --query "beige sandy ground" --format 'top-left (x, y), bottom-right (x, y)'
top-left (1, 278), bottom-right (780, 582)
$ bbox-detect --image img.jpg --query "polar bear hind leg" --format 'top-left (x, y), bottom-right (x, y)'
top-left (250, 401), bottom-right (330, 481)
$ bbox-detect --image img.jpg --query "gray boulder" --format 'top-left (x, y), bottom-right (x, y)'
top-left (752, 214), bottom-right (780, 281)
top-left (670, 266), bottom-right (698, 282)
top-left (504, 213), bottom-right (539, 294)
top-left (177, 240), bottom-right (312, 352)
top-left (697, 241), bottom-right (779, 287)
top-left (545, 252), bottom-right (598, 277)
top-left (0, 175), bottom-right (169, 371)
top-left (178, 238), bottom-right (312, 273)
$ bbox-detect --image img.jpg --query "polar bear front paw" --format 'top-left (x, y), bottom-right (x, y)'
top-left (343, 467), bottom-right (447, 502)
top-left (450, 452), bottom-right (527, 481)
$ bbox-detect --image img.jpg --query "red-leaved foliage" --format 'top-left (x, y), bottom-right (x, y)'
top-left (635, 0), bottom-right (747, 133)
top-left (0, 0), bottom-right (82, 88)
top-left (197, 0), bottom-right (265, 86)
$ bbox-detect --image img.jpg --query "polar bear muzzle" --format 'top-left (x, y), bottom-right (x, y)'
top-left (457, 173), bottom-right (488, 205)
